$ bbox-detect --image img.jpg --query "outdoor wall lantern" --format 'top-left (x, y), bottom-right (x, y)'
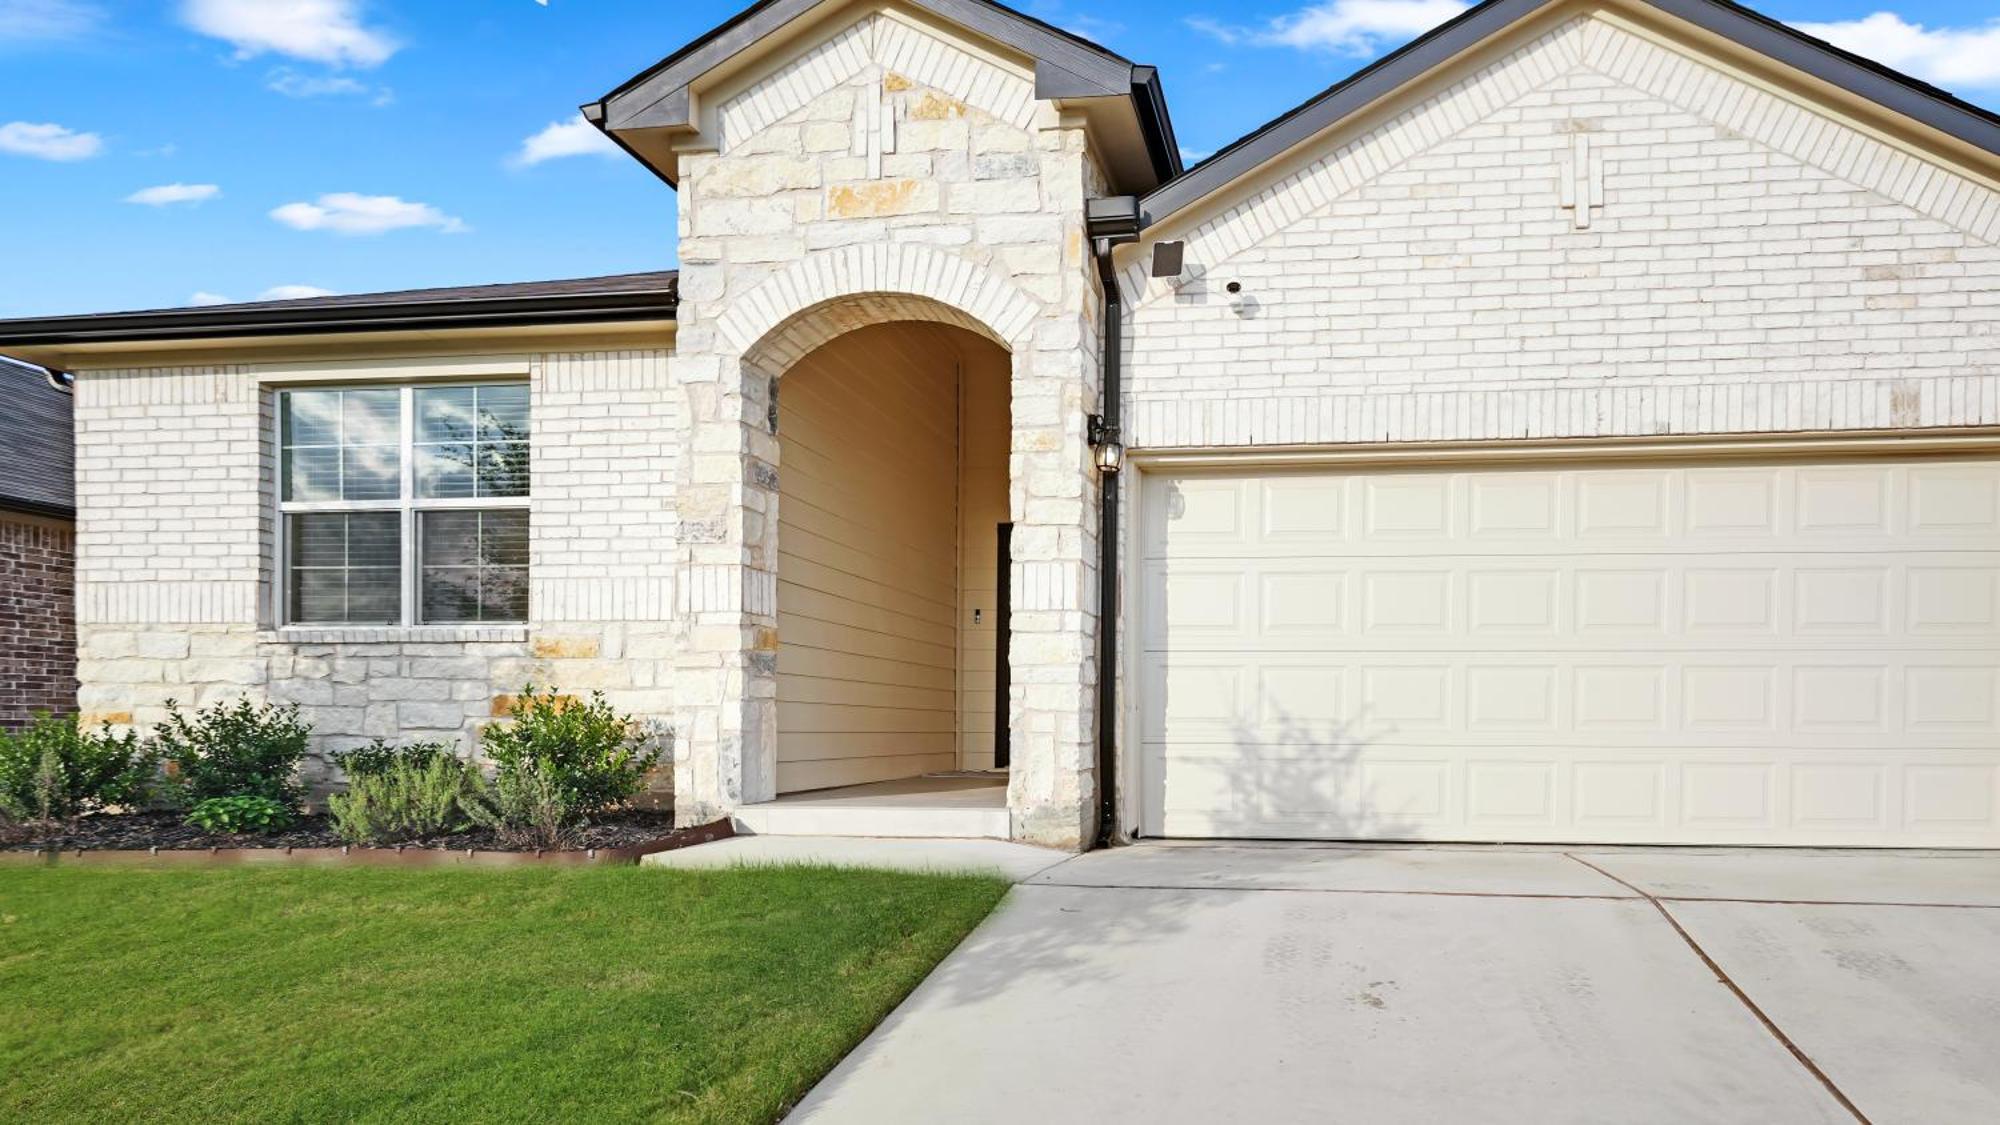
top-left (1088, 413), bottom-right (1124, 474)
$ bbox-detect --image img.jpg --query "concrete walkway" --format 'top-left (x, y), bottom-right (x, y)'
top-left (785, 842), bottom-right (2000, 1124)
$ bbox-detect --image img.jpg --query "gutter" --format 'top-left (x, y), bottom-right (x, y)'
top-left (1085, 197), bottom-right (1140, 848)
top-left (0, 289), bottom-right (678, 349)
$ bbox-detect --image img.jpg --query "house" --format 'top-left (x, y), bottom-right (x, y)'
top-left (0, 0), bottom-right (1995, 849)
top-left (0, 357), bottom-right (77, 730)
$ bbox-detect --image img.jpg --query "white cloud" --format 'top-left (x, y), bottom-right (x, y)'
top-left (511, 113), bottom-right (619, 167)
top-left (188, 285), bottom-right (338, 306)
top-left (1191, 0), bottom-right (1467, 56)
top-left (180, 0), bottom-right (398, 68)
top-left (0, 0), bottom-right (102, 44)
top-left (1179, 147), bottom-right (1213, 165)
top-left (267, 68), bottom-right (359, 95)
top-left (125, 182), bottom-right (221, 206)
top-left (0, 120), bottom-right (102, 161)
top-left (1792, 13), bottom-right (2000, 91)
top-left (270, 192), bottom-right (467, 235)
top-left (265, 67), bottom-right (393, 104)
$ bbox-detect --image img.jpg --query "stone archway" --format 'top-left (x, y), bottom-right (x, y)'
top-left (668, 245), bottom-right (1104, 847)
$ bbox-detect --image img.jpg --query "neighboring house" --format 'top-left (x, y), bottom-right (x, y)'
top-left (0, 356), bottom-right (77, 730)
top-left (0, 0), bottom-right (1996, 848)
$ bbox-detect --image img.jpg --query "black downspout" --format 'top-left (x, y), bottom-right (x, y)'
top-left (1093, 240), bottom-right (1121, 849)
top-left (1086, 196), bottom-right (1139, 849)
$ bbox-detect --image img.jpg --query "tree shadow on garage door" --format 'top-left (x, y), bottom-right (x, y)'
top-left (1200, 705), bottom-right (1426, 843)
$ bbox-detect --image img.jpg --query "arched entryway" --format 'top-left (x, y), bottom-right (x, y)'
top-left (772, 318), bottom-right (1012, 797)
top-left (670, 243), bottom-right (1103, 848)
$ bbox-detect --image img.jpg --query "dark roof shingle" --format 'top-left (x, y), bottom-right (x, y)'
top-left (0, 357), bottom-right (73, 517)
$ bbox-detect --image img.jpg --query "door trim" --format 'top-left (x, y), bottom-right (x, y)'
top-left (994, 520), bottom-right (1012, 770)
top-left (1130, 427), bottom-right (2000, 473)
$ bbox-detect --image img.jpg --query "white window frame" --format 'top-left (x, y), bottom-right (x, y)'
top-left (273, 382), bottom-right (531, 628)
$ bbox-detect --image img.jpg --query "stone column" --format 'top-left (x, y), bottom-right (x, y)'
top-left (667, 302), bottom-right (783, 826)
top-left (1004, 121), bottom-right (1105, 850)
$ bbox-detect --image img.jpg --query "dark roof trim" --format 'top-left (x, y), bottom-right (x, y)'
top-left (591, 0), bottom-right (1180, 183)
top-left (598, 0), bottom-right (1135, 129)
top-left (1131, 66), bottom-right (1181, 185)
top-left (1142, 0), bottom-right (2000, 227)
top-left (0, 273), bottom-right (678, 349)
top-left (0, 496), bottom-right (75, 521)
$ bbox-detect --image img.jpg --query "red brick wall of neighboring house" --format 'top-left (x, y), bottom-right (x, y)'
top-left (0, 512), bottom-right (77, 729)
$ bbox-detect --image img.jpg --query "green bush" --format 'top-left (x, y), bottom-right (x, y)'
top-left (462, 760), bottom-right (579, 849)
top-left (185, 795), bottom-right (295, 835)
top-left (0, 714), bottom-right (157, 829)
top-left (327, 754), bottom-right (479, 845)
top-left (328, 738), bottom-right (455, 781)
top-left (154, 699), bottom-right (311, 810)
top-left (480, 687), bottom-right (657, 819)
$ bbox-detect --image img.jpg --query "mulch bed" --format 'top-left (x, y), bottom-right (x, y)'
top-left (2, 808), bottom-right (733, 864)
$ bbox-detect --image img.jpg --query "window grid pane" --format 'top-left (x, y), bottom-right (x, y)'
top-left (415, 385), bottom-right (530, 499)
top-left (281, 388), bottom-right (405, 502)
top-left (420, 509), bottom-right (529, 623)
top-left (282, 383), bottom-right (529, 627)
top-left (287, 512), bottom-right (402, 624)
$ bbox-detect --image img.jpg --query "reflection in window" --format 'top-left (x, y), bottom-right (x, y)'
top-left (278, 383), bottom-right (530, 626)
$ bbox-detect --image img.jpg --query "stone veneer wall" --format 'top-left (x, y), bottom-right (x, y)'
top-left (1122, 15), bottom-right (2000, 447)
top-left (71, 348), bottom-right (679, 789)
top-left (665, 7), bottom-right (1108, 845)
top-left (0, 511), bottom-right (76, 730)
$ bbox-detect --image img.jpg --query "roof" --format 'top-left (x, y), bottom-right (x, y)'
top-left (588, 0), bottom-right (1180, 191)
top-left (0, 357), bottom-right (73, 518)
top-left (1141, 0), bottom-right (2000, 226)
top-left (0, 271), bottom-right (679, 351)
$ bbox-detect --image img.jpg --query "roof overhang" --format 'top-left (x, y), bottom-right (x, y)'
top-left (1140, 0), bottom-right (2000, 229)
top-left (586, 0), bottom-right (1180, 193)
top-left (0, 283), bottom-right (678, 371)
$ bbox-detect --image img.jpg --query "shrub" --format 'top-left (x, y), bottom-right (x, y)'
top-left (185, 795), bottom-right (294, 835)
top-left (154, 699), bottom-right (311, 810)
top-left (327, 754), bottom-right (479, 846)
top-left (462, 761), bottom-right (579, 850)
top-left (329, 738), bottom-right (455, 781)
top-left (0, 714), bottom-right (157, 830)
top-left (480, 687), bottom-right (656, 819)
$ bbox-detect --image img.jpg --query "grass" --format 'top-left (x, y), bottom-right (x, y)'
top-left (0, 863), bottom-right (1010, 1123)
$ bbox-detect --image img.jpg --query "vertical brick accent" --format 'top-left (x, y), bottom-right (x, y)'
top-left (0, 513), bottom-right (77, 729)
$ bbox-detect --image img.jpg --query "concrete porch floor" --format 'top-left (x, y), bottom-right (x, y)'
top-left (730, 774), bottom-right (1010, 839)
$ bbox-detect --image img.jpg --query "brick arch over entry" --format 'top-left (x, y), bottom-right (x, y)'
top-left (717, 244), bottom-right (1041, 369)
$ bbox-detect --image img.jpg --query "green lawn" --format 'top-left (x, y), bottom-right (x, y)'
top-left (0, 863), bottom-right (1009, 1123)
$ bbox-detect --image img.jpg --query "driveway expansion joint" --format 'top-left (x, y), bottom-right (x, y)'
top-left (1565, 853), bottom-right (1872, 1125)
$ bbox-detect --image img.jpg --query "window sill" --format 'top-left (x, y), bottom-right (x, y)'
top-left (259, 625), bottom-right (529, 645)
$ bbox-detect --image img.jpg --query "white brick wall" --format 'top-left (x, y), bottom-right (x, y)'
top-left (1123, 15), bottom-right (2000, 448)
top-left (72, 347), bottom-right (678, 785)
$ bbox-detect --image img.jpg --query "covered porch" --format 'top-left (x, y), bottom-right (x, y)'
top-left (732, 774), bottom-right (1010, 839)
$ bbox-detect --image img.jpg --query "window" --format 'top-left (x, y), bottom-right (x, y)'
top-left (278, 384), bottom-right (529, 626)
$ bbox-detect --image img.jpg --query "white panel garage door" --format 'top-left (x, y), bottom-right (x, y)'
top-left (1138, 456), bottom-right (2000, 846)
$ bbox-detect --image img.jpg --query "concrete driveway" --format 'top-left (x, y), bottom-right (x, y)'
top-left (787, 843), bottom-right (2000, 1124)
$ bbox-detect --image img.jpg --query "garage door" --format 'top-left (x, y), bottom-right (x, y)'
top-left (1138, 455), bottom-right (2000, 846)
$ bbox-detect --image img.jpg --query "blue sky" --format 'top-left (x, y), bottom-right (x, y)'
top-left (1, 0), bottom-right (1996, 318)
